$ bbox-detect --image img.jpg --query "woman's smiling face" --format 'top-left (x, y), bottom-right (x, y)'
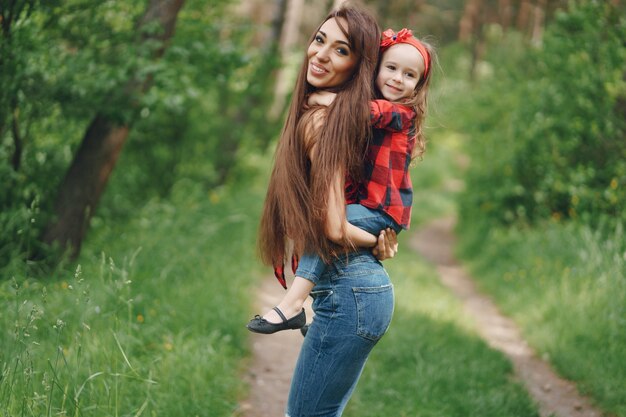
top-left (306, 17), bottom-right (358, 89)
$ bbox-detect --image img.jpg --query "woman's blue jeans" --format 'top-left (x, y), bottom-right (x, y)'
top-left (286, 249), bottom-right (394, 417)
top-left (295, 204), bottom-right (401, 284)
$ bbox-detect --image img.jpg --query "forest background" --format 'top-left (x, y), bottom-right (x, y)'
top-left (1, 0), bottom-right (625, 416)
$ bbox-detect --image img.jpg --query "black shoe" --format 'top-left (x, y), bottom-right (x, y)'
top-left (247, 307), bottom-right (306, 334)
top-left (300, 324), bottom-right (309, 337)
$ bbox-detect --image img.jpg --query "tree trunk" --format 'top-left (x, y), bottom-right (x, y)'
top-left (498, 0), bottom-right (512, 31)
top-left (41, 0), bottom-right (185, 258)
top-left (459, 0), bottom-right (481, 42)
top-left (531, 0), bottom-right (547, 44)
top-left (269, 0), bottom-right (304, 119)
top-left (516, 0), bottom-right (532, 35)
top-left (42, 116), bottom-right (129, 256)
top-left (1, 0), bottom-right (36, 38)
top-left (458, 0), bottom-right (485, 81)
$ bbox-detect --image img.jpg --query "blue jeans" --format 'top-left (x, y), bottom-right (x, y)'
top-left (295, 204), bottom-right (401, 284)
top-left (286, 250), bottom-right (394, 417)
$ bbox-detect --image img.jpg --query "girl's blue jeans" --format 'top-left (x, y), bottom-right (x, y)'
top-left (295, 204), bottom-right (401, 284)
top-left (286, 249), bottom-right (394, 417)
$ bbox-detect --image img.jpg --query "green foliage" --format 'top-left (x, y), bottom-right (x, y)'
top-left (98, 1), bottom-right (282, 220)
top-left (457, 2), bottom-right (626, 227)
top-left (457, 218), bottom-right (626, 416)
top-left (0, 1), bottom-right (144, 267)
top-left (1, 0), bottom-right (283, 267)
top-left (0, 178), bottom-right (265, 416)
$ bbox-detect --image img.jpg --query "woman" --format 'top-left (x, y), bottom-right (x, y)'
top-left (258, 3), bottom-right (395, 416)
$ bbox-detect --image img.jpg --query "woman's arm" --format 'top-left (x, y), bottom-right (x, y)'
top-left (325, 170), bottom-right (377, 248)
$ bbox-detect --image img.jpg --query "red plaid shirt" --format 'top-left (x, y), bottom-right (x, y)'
top-left (356, 100), bottom-right (416, 229)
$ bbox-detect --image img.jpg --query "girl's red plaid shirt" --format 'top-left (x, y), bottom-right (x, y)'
top-left (351, 99), bottom-right (416, 229)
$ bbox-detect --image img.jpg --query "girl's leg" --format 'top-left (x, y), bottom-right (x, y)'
top-left (261, 276), bottom-right (314, 323)
top-left (345, 204), bottom-right (401, 235)
top-left (259, 251), bottom-right (325, 324)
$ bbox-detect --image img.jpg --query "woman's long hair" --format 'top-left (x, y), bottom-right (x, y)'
top-left (258, 2), bottom-right (380, 267)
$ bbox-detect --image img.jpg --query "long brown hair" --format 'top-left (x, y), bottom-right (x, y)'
top-left (258, 2), bottom-right (380, 267)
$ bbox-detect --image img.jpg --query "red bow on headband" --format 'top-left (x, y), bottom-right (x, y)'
top-left (381, 28), bottom-right (413, 48)
top-left (380, 28), bottom-right (430, 77)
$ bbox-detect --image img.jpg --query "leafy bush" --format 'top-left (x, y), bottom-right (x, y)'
top-left (458, 1), bottom-right (626, 227)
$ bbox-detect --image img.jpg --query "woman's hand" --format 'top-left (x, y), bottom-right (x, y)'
top-left (372, 228), bottom-right (398, 261)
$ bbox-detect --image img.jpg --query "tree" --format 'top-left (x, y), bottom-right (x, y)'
top-left (269, 0), bottom-right (304, 119)
top-left (41, 0), bottom-right (185, 258)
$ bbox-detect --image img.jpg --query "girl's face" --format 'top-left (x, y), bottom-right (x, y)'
top-left (375, 43), bottom-right (424, 102)
top-left (307, 17), bottom-right (358, 89)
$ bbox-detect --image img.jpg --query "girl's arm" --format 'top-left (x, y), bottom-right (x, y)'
top-left (370, 100), bottom-right (415, 132)
top-left (372, 228), bottom-right (398, 260)
top-left (309, 94), bottom-right (413, 133)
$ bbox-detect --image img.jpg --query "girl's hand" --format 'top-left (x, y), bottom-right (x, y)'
top-left (307, 91), bottom-right (337, 107)
top-left (372, 228), bottom-right (398, 261)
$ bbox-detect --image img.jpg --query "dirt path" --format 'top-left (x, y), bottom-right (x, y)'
top-left (241, 217), bottom-right (605, 417)
top-left (410, 217), bottom-right (605, 417)
top-left (239, 277), bottom-right (313, 417)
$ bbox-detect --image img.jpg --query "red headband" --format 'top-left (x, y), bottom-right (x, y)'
top-left (380, 28), bottom-right (430, 77)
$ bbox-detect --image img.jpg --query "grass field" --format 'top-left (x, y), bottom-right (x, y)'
top-left (0, 179), bottom-right (266, 417)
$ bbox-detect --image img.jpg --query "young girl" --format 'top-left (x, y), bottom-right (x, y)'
top-left (248, 28), bottom-right (434, 334)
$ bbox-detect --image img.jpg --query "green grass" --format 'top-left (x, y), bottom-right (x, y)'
top-left (457, 219), bottom-right (626, 416)
top-left (0, 178), bottom-right (266, 417)
top-left (344, 238), bottom-right (539, 417)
